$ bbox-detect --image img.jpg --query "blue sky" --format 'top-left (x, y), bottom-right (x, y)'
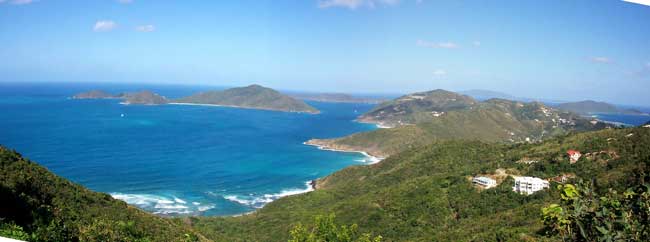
top-left (1, 0), bottom-right (649, 105)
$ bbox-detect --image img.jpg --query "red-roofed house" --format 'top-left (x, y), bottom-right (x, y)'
top-left (567, 150), bottom-right (582, 164)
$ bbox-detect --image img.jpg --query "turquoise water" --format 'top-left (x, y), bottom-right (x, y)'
top-left (0, 83), bottom-right (377, 216)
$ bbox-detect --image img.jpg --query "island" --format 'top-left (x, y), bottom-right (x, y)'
top-left (72, 90), bottom-right (119, 99)
top-left (72, 90), bottom-right (168, 105)
top-left (173, 84), bottom-right (320, 114)
top-left (121, 91), bottom-right (169, 105)
top-left (556, 100), bottom-right (645, 115)
top-left (289, 92), bottom-right (387, 104)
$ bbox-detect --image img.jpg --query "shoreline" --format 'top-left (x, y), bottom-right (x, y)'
top-left (302, 140), bottom-right (384, 164)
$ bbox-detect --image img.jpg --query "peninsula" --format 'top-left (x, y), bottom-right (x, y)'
top-left (173, 84), bottom-right (320, 114)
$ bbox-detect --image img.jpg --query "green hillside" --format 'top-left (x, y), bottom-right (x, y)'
top-left (309, 98), bottom-right (611, 157)
top-left (0, 147), bottom-right (207, 242)
top-left (192, 127), bottom-right (650, 241)
top-left (174, 85), bottom-right (320, 114)
top-left (357, 89), bottom-right (477, 127)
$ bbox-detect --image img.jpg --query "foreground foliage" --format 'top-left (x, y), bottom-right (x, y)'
top-left (288, 214), bottom-right (381, 242)
top-left (542, 180), bottom-right (650, 241)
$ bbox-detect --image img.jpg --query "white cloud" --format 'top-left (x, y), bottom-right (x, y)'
top-left (93, 21), bottom-right (117, 32)
top-left (0, 0), bottom-right (35, 5)
top-left (591, 57), bottom-right (612, 63)
top-left (622, 0), bottom-right (650, 7)
top-left (135, 25), bottom-right (155, 32)
top-left (433, 69), bottom-right (447, 76)
top-left (318, 0), bottom-right (400, 9)
top-left (117, 0), bottom-right (133, 3)
top-left (417, 40), bottom-right (459, 49)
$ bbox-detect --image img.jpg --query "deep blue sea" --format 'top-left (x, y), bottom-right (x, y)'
top-left (0, 82), bottom-right (377, 216)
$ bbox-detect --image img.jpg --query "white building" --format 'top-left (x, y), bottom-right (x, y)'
top-left (512, 176), bottom-right (549, 195)
top-left (472, 176), bottom-right (497, 189)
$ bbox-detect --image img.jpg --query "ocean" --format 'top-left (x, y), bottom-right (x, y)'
top-left (0, 82), bottom-right (377, 216)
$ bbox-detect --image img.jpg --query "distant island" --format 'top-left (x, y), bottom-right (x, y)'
top-left (556, 100), bottom-right (645, 115)
top-left (72, 85), bottom-right (320, 113)
top-left (172, 84), bottom-right (320, 114)
top-left (121, 91), bottom-right (169, 105)
top-left (290, 92), bottom-right (387, 104)
top-left (73, 90), bottom-right (169, 105)
top-left (72, 90), bottom-right (120, 99)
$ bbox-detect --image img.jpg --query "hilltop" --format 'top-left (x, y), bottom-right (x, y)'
top-left (308, 90), bottom-right (612, 157)
top-left (0, 146), bottom-right (207, 241)
top-left (192, 127), bottom-right (650, 241)
top-left (357, 89), bottom-right (478, 127)
top-left (174, 85), bottom-right (320, 114)
top-left (556, 100), bottom-right (644, 115)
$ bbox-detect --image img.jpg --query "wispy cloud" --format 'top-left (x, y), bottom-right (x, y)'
top-left (433, 69), bottom-right (447, 76)
top-left (135, 25), bottom-right (155, 32)
top-left (318, 0), bottom-right (400, 9)
top-left (93, 21), bottom-right (117, 32)
top-left (472, 41), bottom-right (481, 47)
top-left (417, 40), bottom-right (459, 49)
top-left (622, 0), bottom-right (650, 7)
top-left (117, 0), bottom-right (133, 3)
top-left (0, 0), bottom-right (36, 5)
top-left (590, 57), bottom-right (612, 63)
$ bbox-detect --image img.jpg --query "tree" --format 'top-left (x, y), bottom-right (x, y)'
top-left (541, 180), bottom-right (650, 241)
top-left (288, 214), bottom-right (381, 242)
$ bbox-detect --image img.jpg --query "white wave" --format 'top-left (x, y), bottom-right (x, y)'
top-left (110, 193), bottom-right (214, 215)
top-left (223, 181), bottom-right (314, 208)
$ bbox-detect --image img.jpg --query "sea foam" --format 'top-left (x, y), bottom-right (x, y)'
top-left (110, 193), bottom-right (214, 215)
top-left (222, 181), bottom-right (314, 208)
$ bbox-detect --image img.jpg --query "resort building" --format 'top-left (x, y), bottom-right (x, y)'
top-left (472, 176), bottom-right (497, 189)
top-left (512, 176), bottom-right (549, 195)
top-left (567, 150), bottom-right (582, 164)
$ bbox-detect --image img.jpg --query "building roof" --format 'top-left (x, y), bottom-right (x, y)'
top-left (567, 150), bottom-right (581, 155)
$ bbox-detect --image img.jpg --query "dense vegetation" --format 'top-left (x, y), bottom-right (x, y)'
top-left (0, 146), bottom-right (206, 242)
top-left (310, 98), bottom-right (609, 157)
top-left (193, 126), bottom-right (650, 241)
top-left (174, 84), bottom-right (320, 114)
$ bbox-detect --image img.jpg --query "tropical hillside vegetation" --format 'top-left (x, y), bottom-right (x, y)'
top-left (191, 126), bottom-right (650, 241)
top-left (1, 126), bottom-right (648, 241)
top-left (309, 92), bottom-right (611, 157)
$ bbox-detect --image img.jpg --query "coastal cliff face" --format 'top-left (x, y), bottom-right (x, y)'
top-left (174, 84), bottom-right (320, 114)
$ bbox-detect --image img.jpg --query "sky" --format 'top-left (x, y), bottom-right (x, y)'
top-left (0, 0), bottom-right (649, 105)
